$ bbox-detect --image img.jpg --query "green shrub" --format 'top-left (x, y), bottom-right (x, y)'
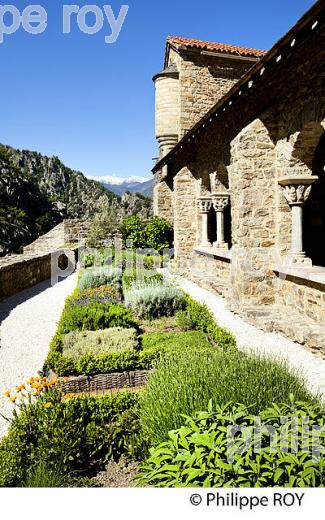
top-left (0, 390), bottom-right (142, 487)
top-left (122, 269), bottom-right (163, 291)
top-left (176, 296), bottom-right (236, 351)
top-left (86, 206), bottom-right (120, 248)
top-left (120, 216), bottom-right (174, 254)
top-left (144, 216), bottom-right (173, 254)
top-left (62, 327), bottom-right (139, 360)
top-left (139, 349), bottom-right (316, 445)
top-left (120, 215), bottom-right (146, 248)
top-left (125, 284), bottom-right (185, 319)
top-left (137, 400), bottom-right (325, 488)
top-left (78, 267), bottom-right (122, 291)
top-left (58, 302), bottom-right (138, 334)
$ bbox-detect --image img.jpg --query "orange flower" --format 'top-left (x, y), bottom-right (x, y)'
top-left (34, 376), bottom-right (41, 382)
top-left (10, 396), bottom-right (17, 403)
top-left (4, 391), bottom-right (10, 398)
top-left (42, 377), bottom-right (47, 382)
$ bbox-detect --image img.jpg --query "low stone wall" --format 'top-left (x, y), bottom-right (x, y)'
top-left (275, 272), bottom-right (325, 322)
top-left (189, 249), bottom-right (231, 297)
top-left (0, 250), bottom-right (75, 302)
top-left (63, 220), bottom-right (91, 244)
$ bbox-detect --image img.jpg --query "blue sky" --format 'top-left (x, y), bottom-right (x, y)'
top-left (0, 0), bottom-right (315, 181)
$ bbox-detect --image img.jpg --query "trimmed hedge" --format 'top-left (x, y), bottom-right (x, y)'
top-left (44, 297), bottom-right (139, 375)
top-left (46, 330), bottom-right (215, 377)
top-left (176, 295), bottom-right (236, 352)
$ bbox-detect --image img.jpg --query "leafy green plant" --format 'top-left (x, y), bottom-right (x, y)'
top-left (62, 327), bottom-right (139, 360)
top-left (120, 215), bottom-right (146, 248)
top-left (124, 283), bottom-right (185, 319)
top-left (0, 389), bottom-right (142, 487)
top-left (176, 296), bottom-right (236, 352)
top-left (139, 350), bottom-right (316, 445)
top-left (137, 400), bottom-right (325, 488)
top-left (144, 217), bottom-right (173, 255)
top-left (78, 267), bottom-right (122, 291)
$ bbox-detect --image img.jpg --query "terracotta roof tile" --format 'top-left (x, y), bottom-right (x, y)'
top-left (167, 36), bottom-right (267, 58)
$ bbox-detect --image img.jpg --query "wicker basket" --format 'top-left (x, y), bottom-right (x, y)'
top-left (59, 369), bottom-right (150, 395)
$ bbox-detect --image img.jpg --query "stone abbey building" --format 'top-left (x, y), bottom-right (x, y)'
top-left (152, 0), bottom-right (325, 357)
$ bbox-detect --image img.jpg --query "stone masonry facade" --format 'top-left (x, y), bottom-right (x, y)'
top-left (152, 2), bottom-right (325, 357)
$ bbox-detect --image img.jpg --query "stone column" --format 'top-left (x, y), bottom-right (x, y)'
top-left (278, 176), bottom-right (318, 265)
top-left (197, 197), bottom-right (212, 248)
top-left (212, 193), bottom-right (230, 249)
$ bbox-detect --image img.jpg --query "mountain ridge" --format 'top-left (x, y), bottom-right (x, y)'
top-left (0, 144), bottom-right (152, 255)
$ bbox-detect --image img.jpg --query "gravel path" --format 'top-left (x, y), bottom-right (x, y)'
top-left (0, 273), bottom-right (77, 438)
top-left (175, 277), bottom-right (325, 399)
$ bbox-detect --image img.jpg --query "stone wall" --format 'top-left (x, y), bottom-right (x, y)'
top-left (153, 5), bottom-right (325, 355)
top-left (275, 272), bottom-right (325, 322)
top-left (173, 167), bottom-right (198, 270)
top-left (190, 250), bottom-right (231, 297)
top-left (153, 179), bottom-right (174, 223)
top-left (176, 53), bottom-right (251, 137)
top-left (0, 250), bottom-right (75, 301)
top-left (63, 220), bottom-right (91, 244)
top-left (23, 220), bottom-right (90, 255)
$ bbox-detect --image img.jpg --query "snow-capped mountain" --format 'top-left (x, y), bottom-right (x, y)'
top-left (88, 175), bottom-right (153, 197)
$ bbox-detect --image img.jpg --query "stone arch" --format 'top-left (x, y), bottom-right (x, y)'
top-left (303, 131), bottom-right (325, 266)
top-left (208, 162), bottom-right (231, 247)
top-left (289, 121), bottom-right (325, 174)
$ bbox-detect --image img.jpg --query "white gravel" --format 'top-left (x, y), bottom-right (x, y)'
top-left (0, 273), bottom-right (77, 439)
top-left (175, 277), bottom-right (325, 400)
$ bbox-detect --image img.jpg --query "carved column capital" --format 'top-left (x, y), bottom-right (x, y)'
top-left (197, 197), bottom-right (212, 214)
top-left (212, 193), bottom-right (230, 212)
top-left (278, 176), bottom-right (318, 206)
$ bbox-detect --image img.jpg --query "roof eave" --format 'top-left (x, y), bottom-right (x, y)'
top-left (153, 0), bottom-right (324, 175)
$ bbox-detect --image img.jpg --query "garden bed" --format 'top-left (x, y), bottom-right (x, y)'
top-left (1, 233), bottom-right (323, 488)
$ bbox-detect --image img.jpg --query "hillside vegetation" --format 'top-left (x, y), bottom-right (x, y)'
top-left (0, 144), bottom-right (151, 255)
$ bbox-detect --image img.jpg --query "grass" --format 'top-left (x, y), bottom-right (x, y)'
top-left (139, 349), bottom-right (317, 445)
top-left (22, 461), bottom-right (68, 488)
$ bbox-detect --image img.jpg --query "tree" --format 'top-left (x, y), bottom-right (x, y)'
top-left (87, 206), bottom-right (119, 247)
